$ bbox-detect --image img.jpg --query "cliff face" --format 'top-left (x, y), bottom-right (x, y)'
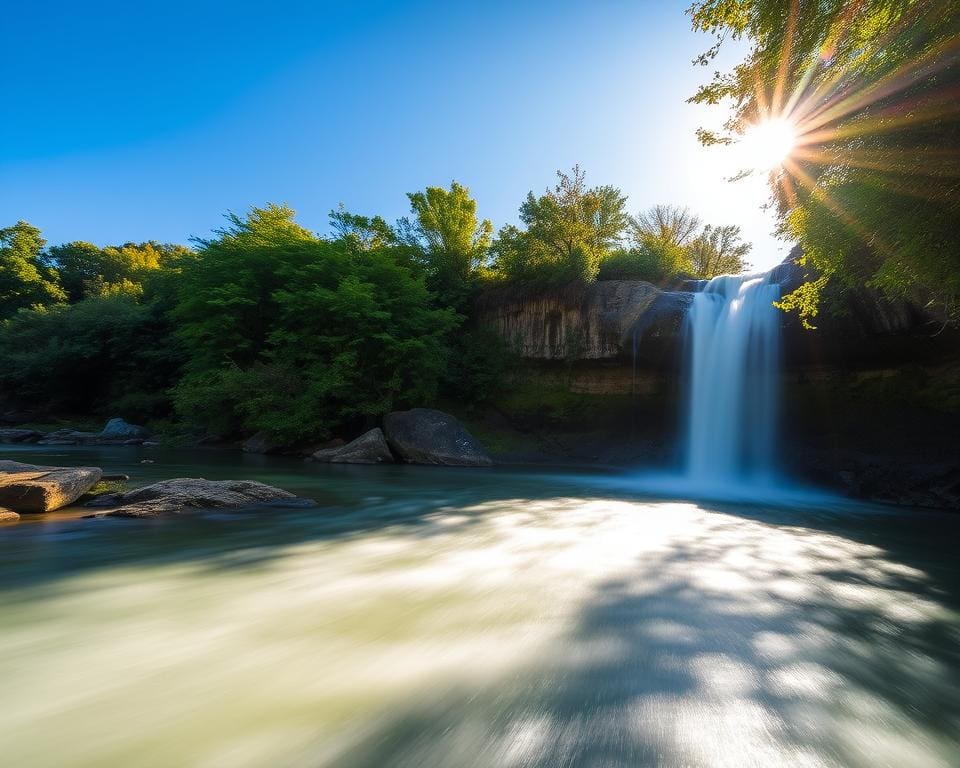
top-left (477, 281), bottom-right (691, 367)
top-left (479, 258), bottom-right (949, 370)
top-left (477, 281), bottom-right (659, 360)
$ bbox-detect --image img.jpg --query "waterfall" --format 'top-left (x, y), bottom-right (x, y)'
top-left (684, 272), bottom-right (781, 492)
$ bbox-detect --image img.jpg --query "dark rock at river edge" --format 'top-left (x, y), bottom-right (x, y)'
top-left (383, 408), bottom-right (493, 466)
top-left (313, 428), bottom-right (394, 464)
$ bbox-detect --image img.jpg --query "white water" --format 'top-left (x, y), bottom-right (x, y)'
top-left (685, 272), bottom-right (781, 494)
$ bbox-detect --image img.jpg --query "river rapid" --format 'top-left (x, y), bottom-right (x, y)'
top-left (1, 445), bottom-right (958, 767)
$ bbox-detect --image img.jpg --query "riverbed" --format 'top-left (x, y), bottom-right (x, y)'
top-left (1, 445), bottom-right (958, 767)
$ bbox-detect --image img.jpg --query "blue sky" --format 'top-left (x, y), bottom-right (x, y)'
top-left (1, 0), bottom-right (791, 269)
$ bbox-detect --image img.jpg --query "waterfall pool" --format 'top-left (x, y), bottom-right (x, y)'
top-left (2, 445), bottom-right (958, 767)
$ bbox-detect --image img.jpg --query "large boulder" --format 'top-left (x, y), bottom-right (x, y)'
top-left (85, 477), bottom-right (315, 518)
top-left (100, 418), bottom-right (151, 439)
top-left (383, 409), bottom-right (493, 467)
top-left (0, 460), bottom-right (103, 513)
top-left (313, 428), bottom-right (394, 464)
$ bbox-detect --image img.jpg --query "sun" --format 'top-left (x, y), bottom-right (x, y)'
top-left (740, 118), bottom-right (796, 171)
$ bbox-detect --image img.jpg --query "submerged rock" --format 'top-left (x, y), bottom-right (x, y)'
top-left (85, 477), bottom-right (315, 518)
top-left (313, 428), bottom-right (394, 464)
top-left (0, 460), bottom-right (103, 513)
top-left (383, 408), bottom-right (493, 467)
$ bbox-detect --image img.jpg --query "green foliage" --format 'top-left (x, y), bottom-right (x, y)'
top-left (602, 205), bottom-right (750, 282)
top-left (399, 181), bottom-right (492, 310)
top-left (0, 221), bottom-right (64, 319)
top-left (329, 205), bottom-right (397, 252)
top-left (686, 224), bottom-right (752, 279)
top-left (442, 325), bottom-right (515, 404)
top-left (630, 205), bottom-right (701, 249)
top-left (493, 166), bottom-right (629, 284)
top-left (598, 244), bottom-right (687, 282)
top-left (0, 295), bottom-right (178, 419)
top-left (689, 0), bottom-right (960, 324)
top-left (172, 204), bottom-right (459, 442)
top-left (44, 240), bottom-right (189, 301)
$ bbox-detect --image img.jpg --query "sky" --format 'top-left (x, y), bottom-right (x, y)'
top-left (1, 0), bottom-right (793, 270)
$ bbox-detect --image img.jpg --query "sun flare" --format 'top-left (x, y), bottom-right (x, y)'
top-left (741, 118), bottom-right (796, 171)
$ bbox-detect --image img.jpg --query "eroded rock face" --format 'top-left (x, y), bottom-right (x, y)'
top-left (383, 409), bottom-right (492, 466)
top-left (313, 428), bottom-right (394, 464)
top-left (0, 461), bottom-right (103, 513)
top-left (478, 281), bottom-right (662, 360)
top-left (85, 477), bottom-right (315, 518)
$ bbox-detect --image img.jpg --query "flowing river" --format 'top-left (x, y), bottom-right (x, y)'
top-left (1, 444), bottom-right (958, 768)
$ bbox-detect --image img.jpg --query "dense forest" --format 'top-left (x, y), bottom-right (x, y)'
top-left (0, 171), bottom-right (751, 442)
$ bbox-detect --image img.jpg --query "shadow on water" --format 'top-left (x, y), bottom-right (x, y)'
top-left (326, 506), bottom-right (960, 767)
top-left (2, 445), bottom-right (959, 766)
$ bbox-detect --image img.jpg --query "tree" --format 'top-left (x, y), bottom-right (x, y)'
top-left (0, 221), bottom-right (64, 318)
top-left (687, 225), bottom-right (752, 279)
top-left (44, 240), bottom-right (190, 301)
top-left (630, 205), bottom-right (702, 249)
top-left (493, 166), bottom-right (629, 284)
top-left (689, 0), bottom-right (960, 326)
top-left (172, 204), bottom-right (459, 441)
top-left (329, 205), bottom-right (397, 252)
top-left (399, 181), bottom-right (492, 308)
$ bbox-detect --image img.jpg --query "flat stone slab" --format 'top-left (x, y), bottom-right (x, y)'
top-left (0, 508), bottom-right (20, 522)
top-left (0, 460), bottom-right (103, 513)
top-left (86, 477), bottom-right (316, 518)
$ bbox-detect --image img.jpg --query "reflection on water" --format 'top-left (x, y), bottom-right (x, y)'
top-left (1, 446), bottom-right (959, 767)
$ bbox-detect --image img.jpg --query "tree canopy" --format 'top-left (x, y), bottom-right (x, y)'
top-left (171, 204), bottom-right (459, 441)
top-left (493, 166), bottom-right (630, 284)
top-left (0, 221), bottom-right (64, 319)
top-left (689, 0), bottom-right (960, 326)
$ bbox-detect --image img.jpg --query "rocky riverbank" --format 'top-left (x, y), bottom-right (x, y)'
top-left (0, 418), bottom-right (157, 447)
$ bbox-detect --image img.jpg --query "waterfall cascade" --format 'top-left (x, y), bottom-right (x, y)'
top-left (684, 272), bottom-right (781, 493)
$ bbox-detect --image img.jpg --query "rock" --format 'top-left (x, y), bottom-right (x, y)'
top-left (477, 280), bottom-right (662, 360)
top-left (0, 460), bottom-right (103, 513)
top-left (0, 409), bottom-right (37, 425)
top-left (383, 409), bottom-right (493, 467)
top-left (0, 428), bottom-right (43, 443)
top-left (85, 477), bottom-right (316, 518)
top-left (313, 428), bottom-right (394, 464)
top-left (242, 431), bottom-right (284, 455)
top-left (100, 418), bottom-right (151, 439)
top-left (0, 509), bottom-right (20, 522)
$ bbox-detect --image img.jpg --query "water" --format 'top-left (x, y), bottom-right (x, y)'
top-left (685, 272), bottom-right (781, 493)
top-left (1, 445), bottom-right (959, 767)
